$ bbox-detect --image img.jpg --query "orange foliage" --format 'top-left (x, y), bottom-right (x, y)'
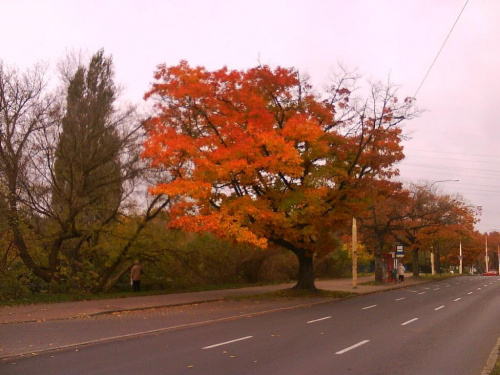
top-left (142, 61), bottom-right (413, 257)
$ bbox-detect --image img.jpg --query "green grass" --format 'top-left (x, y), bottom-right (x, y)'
top-left (492, 360), bottom-right (500, 375)
top-left (226, 288), bottom-right (357, 301)
top-left (0, 282), bottom-right (279, 307)
top-left (359, 280), bottom-right (385, 286)
top-left (412, 273), bottom-right (464, 281)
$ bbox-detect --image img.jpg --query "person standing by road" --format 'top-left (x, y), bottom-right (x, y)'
top-left (397, 263), bottom-right (405, 283)
top-left (130, 260), bottom-right (142, 292)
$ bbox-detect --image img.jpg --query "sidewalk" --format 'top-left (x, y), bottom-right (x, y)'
top-left (0, 274), bottom-right (426, 325)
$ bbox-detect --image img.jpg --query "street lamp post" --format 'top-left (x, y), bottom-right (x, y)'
top-left (459, 241), bottom-right (462, 274)
top-left (458, 205), bottom-right (482, 275)
top-left (485, 235), bottom-right (489, 273)
top-left (485, 229), bottom-right (500, 274)
top-left (429, 179), bottom-right (459, 188)
top-left (428, 179), bottom-right (459, 275)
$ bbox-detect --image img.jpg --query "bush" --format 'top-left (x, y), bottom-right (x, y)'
top-left (0, 276), bottom-right (30, 300)
top-left (315, 247), bottom-right (350, 278)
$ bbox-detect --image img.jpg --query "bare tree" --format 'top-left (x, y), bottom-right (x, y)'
top-left (0, 61), bottom-right (59, 281)
top-left (0, 55), bottom-right (172, 290)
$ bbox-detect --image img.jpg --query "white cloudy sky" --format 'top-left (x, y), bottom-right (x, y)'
top-left (2, 0), bottom-right (499, 232)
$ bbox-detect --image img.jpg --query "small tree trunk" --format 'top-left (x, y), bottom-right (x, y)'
top-left (292, 249), bottom-right (316, 290)
top-left (412, 248), bottom-right (420, 277)
top-left (7, 196), bottom-right (52, 282)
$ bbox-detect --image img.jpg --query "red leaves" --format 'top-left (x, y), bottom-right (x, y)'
top-left (142, 61), bottom-right (412, 254)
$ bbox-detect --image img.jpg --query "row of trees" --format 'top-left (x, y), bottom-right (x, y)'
top-left (0, 51), bottom-right (493, 296)
top-left (358, 182), bottom-right (483, 280)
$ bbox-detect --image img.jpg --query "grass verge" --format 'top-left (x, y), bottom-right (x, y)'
top-left (492, 360), bottom-right (500, 375)
top-left (226, 288), bottom-right (357, 301)
top-left (0, 282), bottom-right (280, 307)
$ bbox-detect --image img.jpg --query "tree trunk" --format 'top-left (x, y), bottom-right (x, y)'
top-left (412, 248), bottom-right (420, 277)
top-left (292, 249), bottom-right (316, 290)
top-left (7, 194), bottom-right (53, 282)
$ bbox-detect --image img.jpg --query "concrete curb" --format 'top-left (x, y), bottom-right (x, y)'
top-left (482, 336), bottom-right (500, 375)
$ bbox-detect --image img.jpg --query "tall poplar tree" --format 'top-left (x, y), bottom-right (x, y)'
top-left (52, 50), bottom-right (122, 262)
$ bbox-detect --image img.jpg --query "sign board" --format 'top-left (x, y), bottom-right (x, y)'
top-left (396, 245), bottom-right (404, 258)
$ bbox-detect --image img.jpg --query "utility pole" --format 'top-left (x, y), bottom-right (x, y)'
top-left (459, 241), bottom-right (463, 274)
top-left (485, 235), bottom-right (489, 273)
top-left (431, 246), bottom-right (435, 275)
top-left (352, 218), bottom-right (357, 289)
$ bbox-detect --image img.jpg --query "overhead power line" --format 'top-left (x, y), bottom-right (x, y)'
top-left (413, 0), bottom-right (470, 98)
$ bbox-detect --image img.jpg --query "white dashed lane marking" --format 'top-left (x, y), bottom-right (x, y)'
top-left (402, 318), bottom-right (419, 326)
top-left (335, 340), bottom-right (370, 354)
top-left (307, 316), bottom-right (331, 324)
top-left (202, 336), bottom-right (253, 349)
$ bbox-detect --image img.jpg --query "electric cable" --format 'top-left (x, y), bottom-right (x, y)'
top-left (413, 0), bottom-right (470, 98)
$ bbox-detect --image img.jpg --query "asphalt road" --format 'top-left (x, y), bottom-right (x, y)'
top-left (1, 276), bottom-right (499, 375)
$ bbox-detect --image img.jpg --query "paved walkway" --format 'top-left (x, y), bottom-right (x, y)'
top-left (0, 274), bottom-right (426, 324)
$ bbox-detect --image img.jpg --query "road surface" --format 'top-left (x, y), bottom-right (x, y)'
top-left (1, 276), bottom-right (499, 374)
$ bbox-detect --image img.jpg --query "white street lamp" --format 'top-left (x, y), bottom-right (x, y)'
top-left (485, 229), bottom-right (500, 274)
top-left (459, 205), bottom-right (482, 274)
top-left (429, 179), bottom-right (459, 188)
top-left (429, 179), bottom-right (459, 274)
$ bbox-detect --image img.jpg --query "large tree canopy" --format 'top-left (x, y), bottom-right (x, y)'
top-left (142, 61), bottom-right (417, 289)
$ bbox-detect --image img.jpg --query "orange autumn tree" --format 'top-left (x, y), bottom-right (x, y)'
top-left (142, 61), bottom-right (416, 289)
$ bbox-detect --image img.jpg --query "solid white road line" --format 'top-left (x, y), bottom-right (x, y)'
top-left (362, 305), bottom-right (377, 310)
top-left (401, 318), bottom-right (419, 326)
top-left (335, 340), bottom-right (370, 354)
top-left (307, 316), bottom-right (332, 324)
top-left (454, 298), bottom-right (461, 302)
top-left (435, 306), bottom-right (445, 311)
top-left (202, 336), bottom-right (253, 349)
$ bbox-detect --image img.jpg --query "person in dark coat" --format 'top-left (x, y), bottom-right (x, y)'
top-left (130, 260), bottom-right (142, 292)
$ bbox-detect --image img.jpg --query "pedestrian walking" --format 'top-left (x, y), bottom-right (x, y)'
top-left (397, 263), bottom-right (405, 283)
top-left (130, 260), bottom-right (142, 292)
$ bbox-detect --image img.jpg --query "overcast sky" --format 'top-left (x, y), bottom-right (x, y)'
top-left (2, 0), bottom-right (499, 233)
